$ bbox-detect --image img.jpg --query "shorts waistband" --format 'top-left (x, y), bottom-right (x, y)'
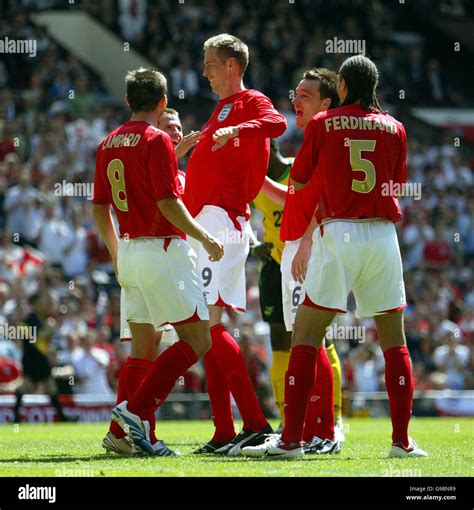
top-left (201, 205), bottom-right (246, 219)
top-left (321, 217), bottom-right (390, 226)
top-left (120, 236), bottom-right (181, 241)
top-left (284, 238), bottom-right (302, 246)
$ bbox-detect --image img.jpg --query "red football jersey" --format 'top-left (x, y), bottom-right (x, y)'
top-left (289, 104), bottom-right (407, 225)
top-left (184, 89), bottom-right (287, 219)
top-left (93, 120), bottom-right (184, 239)
top-left (280, 174), bottom-right (319, 242)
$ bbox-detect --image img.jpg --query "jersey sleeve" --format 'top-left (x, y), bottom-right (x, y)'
top-left (92, 145), bottom-right (111, 205)
top-left (289, 117), bottom-right (321, 184)
top-left (147, 133), bottom-right (181, 202)
top-left (236, 94), bottom-right (287, 140)
top-left (393, 122), bottom-right (408, 185)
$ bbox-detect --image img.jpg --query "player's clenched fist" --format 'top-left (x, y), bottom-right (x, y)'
top-left (202, 234), bottom-right (224, 262)
top-left (211, 126), bottom-right (240, 150)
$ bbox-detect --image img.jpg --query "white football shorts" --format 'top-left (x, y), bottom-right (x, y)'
top-left (117, 237), bottom-right (209, 331)
top-left (281, 238), bottom-right (305, 331)
top-left (303, 220), bottom-right (406, 319)
top-left (187, 205), bottom-right (251, 312)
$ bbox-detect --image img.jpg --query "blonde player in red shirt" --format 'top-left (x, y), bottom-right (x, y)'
top-left (243, 55), bottom-right (428, 459)
top-left (184, 34), bottom-right (287, 455)
top-left (103, 107), bottom-right (198, 455)
top-left (93, 68), bottom-right (223, 456)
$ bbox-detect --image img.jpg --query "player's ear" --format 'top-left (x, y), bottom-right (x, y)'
top-left (321, 97), bottom-right (332, 111)
top-left (227, 57), bottom-right (235, 72)
top-left (160, 95), bottom-right (167, 109)
top-left (125, 94), bottom-right (130, 108)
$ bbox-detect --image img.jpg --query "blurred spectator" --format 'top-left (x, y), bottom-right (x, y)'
top-left (433, 321), bottom-right (470, 389)
top-left (71, 331), bottom-right (112, 395)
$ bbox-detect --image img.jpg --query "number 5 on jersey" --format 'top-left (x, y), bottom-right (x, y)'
top-left (349, 140), bottom-right (377, 194)
top-left (107, 158), bottom-right (128, 211)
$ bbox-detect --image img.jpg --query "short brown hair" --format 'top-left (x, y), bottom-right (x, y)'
top-left (302, 68), bottom-right (339, 109)
top-left (204, 34), bottom-right (249, 74)
top-left (125, 67), bottom-right (167, 112)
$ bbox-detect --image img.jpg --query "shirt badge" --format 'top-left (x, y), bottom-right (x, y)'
top-left (217, 103), bottom-right (233, 122)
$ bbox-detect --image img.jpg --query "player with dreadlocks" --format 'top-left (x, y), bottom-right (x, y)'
top-left (242, 55), bottom-right (428, 459)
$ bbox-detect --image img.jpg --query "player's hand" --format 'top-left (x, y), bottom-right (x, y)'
top-left (211, 126), bottom-right (239, 151)
top-left (251, 242), bottom-right (273, 262)
top-left (202, 234), bottom-right (224, 262)
top-left (175, 130), bottom-right (201, 159)
top-left (291, 238), bottom-right (312, 284)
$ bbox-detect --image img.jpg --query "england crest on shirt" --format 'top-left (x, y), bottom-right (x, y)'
top-left (217, 103), bottom-right (233, 121)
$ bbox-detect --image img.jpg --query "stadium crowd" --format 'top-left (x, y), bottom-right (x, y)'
top-left (0, 1), bottom-right (472, 420)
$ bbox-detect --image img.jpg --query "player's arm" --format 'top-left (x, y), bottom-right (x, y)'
top-left (157, 198), bottom-right (223, 261)
top-left (260, 176), bottom-right (288, 207)
top-left (175, 130), bottom-right (201, 159)
top-left (151, 134), bottom-right (223, 261)
top-left (92, 147), bottom-right (119, 273)
top-left (393, 123), bottom-right (408, 185)
top-left (292, 212), bottom-right (318, 284)
top-left (92, 204), bottom-right (119, 269)
top-left (289, 117), bottom-right (321, 190)
top-left (212, 95), bottom-right (287, 149)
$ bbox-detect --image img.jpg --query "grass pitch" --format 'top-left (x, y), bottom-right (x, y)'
top-left (0, 418), bottom-right (472, 477)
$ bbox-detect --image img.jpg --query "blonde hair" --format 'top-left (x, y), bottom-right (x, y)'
top-left (203, 33), bottom-right (249, 74)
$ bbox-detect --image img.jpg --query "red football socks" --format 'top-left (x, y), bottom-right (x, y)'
top-left (127, 341), bottom-right (198, 418)
top-left (109, 358), bottom-right (130, 439)
top-left (282, 344), bottom-right (318, 445)
top-left (127, 357), bottom-right (156, 443)
top-left (208, 323), bottom-right (268, 432)
top-left (203, 349), bottom-right (235, 441)
top-left (109, 357), bottom-right (159, 443)
top-left (302, 346), bottom-right (334, 442)
top-left (383, 345), bottom-right (414, 448)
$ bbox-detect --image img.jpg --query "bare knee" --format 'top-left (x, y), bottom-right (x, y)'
top-left (175, 321), bottom-right (212, 358)
top-left (374, 311), bottom-right (406, 352)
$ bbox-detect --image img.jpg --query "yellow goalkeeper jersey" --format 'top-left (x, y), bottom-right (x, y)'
top-left (252, 159), bottom-right (293, 265)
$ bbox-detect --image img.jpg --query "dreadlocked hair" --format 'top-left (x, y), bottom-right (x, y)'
top-left (338, 55), bottom-right (386, 113)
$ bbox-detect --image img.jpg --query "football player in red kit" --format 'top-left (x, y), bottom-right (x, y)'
top-left (184, 34), bottom-right (287, 455)
top-left (103, 107), bottom-right (196, 455)
top-left (93, 68), bottom-right (223, 456)
top-left (243, 55), bottom-right (428, 459)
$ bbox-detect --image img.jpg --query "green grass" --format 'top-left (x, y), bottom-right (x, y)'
top-left (0, 418), bottom-right (472, 477)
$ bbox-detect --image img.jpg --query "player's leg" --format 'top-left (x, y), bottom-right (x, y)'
top-left (303, 344), bottom-right (338, 454)
top-left (202, 305), bottom-right (235, 446)
top-left (191, 208), bottom-right (272, 455)
top-left (354, 221), bottom-right (426, 457)
top-left (207, 304), bottom-right (272, 455)
top-left (111, 238), bottom-right (211, 455)
top-left (260, 257), bottom-right (291, 428)
top-left (269, 323), bottom-right (291, 428)
top-left (282, 305), bottom-right (335, 446)
top-left (107, 288), bottom-right (162, 447)
top-left (375, 310), bottom-right (427, 456)
top-left (242, 224), bottom-right (349, 458)
top-left (282, 238), bottom-right (336, 451)
top-left (45, 377), bottom-right (76, 422)
top-left (325, 337), bottom-right (344, 442)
